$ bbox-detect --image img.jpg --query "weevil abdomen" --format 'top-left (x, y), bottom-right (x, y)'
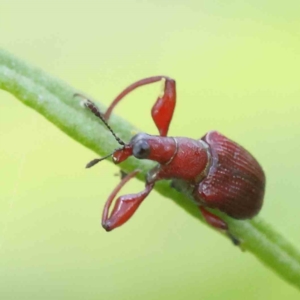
top-left (196, 131), bottom-right (265, 219)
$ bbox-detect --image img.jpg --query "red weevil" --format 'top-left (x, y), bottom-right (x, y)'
top-left (77, 76), bottom-right (265, 245)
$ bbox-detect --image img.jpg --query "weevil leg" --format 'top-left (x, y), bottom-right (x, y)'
top-left (151, 77), bottom-right (176, 136)
top-left (104, 76), bottom-right (176, 136)
top-left (199, 206), bottom-right (240, 246)
top-left (102, 170), bottom-right (154, 231)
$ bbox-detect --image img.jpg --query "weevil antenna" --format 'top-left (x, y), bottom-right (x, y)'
top-left (86, 152), bottom-right (115, 168)
top-left (74, 93), bottom-right (125, 146)
top-left (86, 144), bottom-right (126, 168)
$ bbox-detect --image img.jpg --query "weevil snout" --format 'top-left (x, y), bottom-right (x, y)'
top-left (130, 132), bottom-right (178, 165)
top-left (112, 145), bottom-right (133, 164)
top-left (111, 133), bottom-right (152, 163)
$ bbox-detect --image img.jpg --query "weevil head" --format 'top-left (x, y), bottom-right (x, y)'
top-left (131, 133), bottom-right (152, 159)
top-left (112, 133), bottom-right (151, 164)
top-left (112, 132), bottom-right (178, 165)
top-left (80, 98), bottom-right (154, 167)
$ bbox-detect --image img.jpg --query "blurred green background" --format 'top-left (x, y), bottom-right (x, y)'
top-left (1, 1), bottom-right (300, 299)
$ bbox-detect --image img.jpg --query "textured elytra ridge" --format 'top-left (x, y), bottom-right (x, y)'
top-left (198, 131), bottom-right (265, 219)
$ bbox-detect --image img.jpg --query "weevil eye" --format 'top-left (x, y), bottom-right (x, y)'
top-left (133, 140), bottom-right (150, 159)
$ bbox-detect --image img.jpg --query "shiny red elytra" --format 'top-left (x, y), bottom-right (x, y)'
top-left (77, 76), bottom-right (265, 245)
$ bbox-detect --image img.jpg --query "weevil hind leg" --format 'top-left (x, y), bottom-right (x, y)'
top-left (199, 206), bottom-right (241, 247)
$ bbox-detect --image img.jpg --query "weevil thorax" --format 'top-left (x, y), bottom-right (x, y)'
top-left (130, 133), bottom-right (212, 184)
top-left (112, 132), bottom-right (212, 185)
top-left (153, 137), bottom-right (211, 183)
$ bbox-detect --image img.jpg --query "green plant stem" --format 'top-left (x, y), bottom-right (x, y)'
top-left (1, 49), bottom-right (300, 290)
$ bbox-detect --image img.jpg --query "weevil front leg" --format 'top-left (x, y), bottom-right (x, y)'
top-left (102, 170), bottom-right (154, 231)
top-left (199, 207), bottom-right (240, 246)
top-left (104, 76), bottom-right (176, 136)
top-left (151, 77), bottom-right (176, 136)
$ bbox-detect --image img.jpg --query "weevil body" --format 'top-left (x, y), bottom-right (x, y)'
top-left (78, 76), bottom-right (265, 244)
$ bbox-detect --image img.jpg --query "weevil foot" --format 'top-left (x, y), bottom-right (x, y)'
top-left (199, 206), bottom-right (244, 250)
top-left (226, 231), bottom-right (240, 246)
top-left (226, 231), bottom-right (245, 251)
